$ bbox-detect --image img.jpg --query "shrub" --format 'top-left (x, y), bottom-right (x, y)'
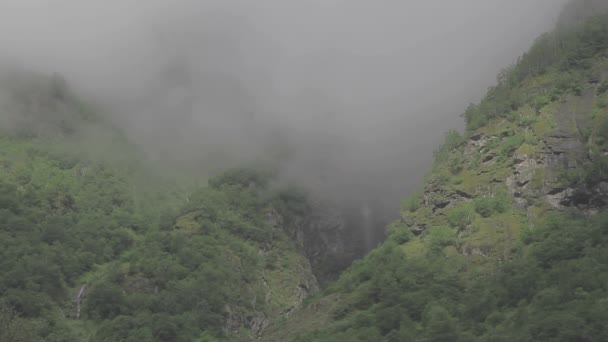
top-left (402, 192), bottom-right (422, 212)
top-left (426, 226), bottom-right (455, 252)
top-left (474, 190), bottom-right (509, 218)
top-left (387, 221), bottom-right (414, 244)
top-left (447, 205), bottom-right (472, 231)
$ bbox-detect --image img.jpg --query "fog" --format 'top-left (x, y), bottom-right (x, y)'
top-left (0, 0), bottom-right (568, 245)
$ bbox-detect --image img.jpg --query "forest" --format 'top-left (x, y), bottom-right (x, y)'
top-left (1, 0), bottom-right (608, 341)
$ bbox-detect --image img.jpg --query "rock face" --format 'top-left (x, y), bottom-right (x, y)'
top-left (504, 91), bottom-right (608, 214)
top-left (402, 84), bottom-right (608, 242)
top-left (219, 207), bottom-right (322, 341)
top-left (219, 195), bottom-right (369, 341)
top-left (282, 200), bottom-right (367, 284)
top-left (224, 264), bottom-right (319, 341)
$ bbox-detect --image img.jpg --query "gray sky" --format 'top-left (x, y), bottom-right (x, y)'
top-left (0, 0), bottom-right (569, 238)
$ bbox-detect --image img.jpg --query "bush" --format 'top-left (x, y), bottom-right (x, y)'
top-left (474, 191), bottom-right (509, 218)
top-left (447, 205), bottom-right (472, 231)
top-left (387, 221), bottom-right (414, 244)
top-left (434, 131), bottom-right (466, 166)
top-left (448, 153), bottom-right (465, 174)
top-left (474, 198), bottom-right (497, 218)
top-left (426, 226), bottom-right (455, 252)
top-left (402, 192), bottom-right (422, 212)
top-left (557, 169), bottom-right (582, 186)
top-left (500, 134), bottom-right (526, 156)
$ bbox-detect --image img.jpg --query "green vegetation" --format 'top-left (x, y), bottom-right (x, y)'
top-left (447, 203), bottom-right (473, 231)
top-left (85, 171), bottom-right (321, 341)
top-left (463, 10), bottom-right (608, 131)
top-left (401, 191), bottom-right (422, 212)
top-left (3, 2), bottom-right (608, 341)
top-left (0, 72), bottom-right (320, 341)
top-left (263, 6), bottom-right (608, 341)
top-left (432, 130), bottom-right (465, 170)
top-left (0, 128), bottom-right (317, 341)
top-left (473, 189), bottom-right (510, 218)
top-left (275, 204), bottom-right (608, 341)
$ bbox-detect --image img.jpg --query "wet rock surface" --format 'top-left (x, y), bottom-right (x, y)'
top-left (290, 201), bottom-right (367, 284)
top-left (504, 91), bottom-right (608, 213)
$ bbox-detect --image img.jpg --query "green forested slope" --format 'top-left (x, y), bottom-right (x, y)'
top-left (264, 8), bottom-right (608, 342)
top-left (3, 2), bottom-right (608, 342)
top-left (0, 72), bottom-right (320, 341)
top-left (83, 170), bottom-right (320, 342)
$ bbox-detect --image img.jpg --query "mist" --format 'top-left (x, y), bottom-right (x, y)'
top-left (0, 0), bottom-right (568, 245)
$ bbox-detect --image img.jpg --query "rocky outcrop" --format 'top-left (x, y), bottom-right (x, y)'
top-left (223, 264), bottom-right (319, 342)
top-left (280, 201), bottom-right (366, 284)
top-left (224, 305), bottom-right (270, 340)
top-left (504, 91), bottom-right (608, 213)
top-left (542, 182), bottom-right (608, 214)
top-left (464, 133), bottom-right (493, 159)
top-left (506, 153), bottom-right (538, 208)
top-left (423, 182), bottom-right (473, 213)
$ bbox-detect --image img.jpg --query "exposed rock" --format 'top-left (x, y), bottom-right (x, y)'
top-left (214, 206), bottom-right (326, 341)
top-left (265, 208), bottom-right (284, 230)
top-left (482, 153), bottom-right (497, 164)
top-left (462, 246), bottom-right (489, 258)
top-left (432, 200), bottom-right (451, 211)
top-left (248, 313), bottom-right (270, 338)
top-left (223, 305), bottom-right (241, 337)
top-left (224, 305), bottom-right (270, 340)
top-left (544, 187), bottom-right (575, 208)
top-left (423, 181), bottom-right (474, 213)
top-left (281, 200), bottom-right (366, 284)
top-left (564, 183), bottom-right (608, 212)
top-left (223, 262), bottom-right (318, 341)
top-left (464, 134), bottom-right (493, 159)
top-left (502, 90), bottom-right (608, 212)
top-left (507, 154), bottom-right (539, 189)
top-left (469, 132), bottom-right (484, 141)
top-left (543, 94), bottom-right (587, 165)
top-left (544, 134), bottom-right (585, 155)
top-left (410, 224), bottom-right (426, 236)
top-left (506, 146), bottom-right (608, 212)
top-left (454, 190), bottom-right (473, 199)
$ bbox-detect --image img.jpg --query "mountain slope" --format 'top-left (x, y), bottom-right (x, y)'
top-left (0, 70), bottom-right (203, 338)
top-left (264, 7), bottom-right (608, 342)
top-left (3, 2), bottom-right (608, 341)
top-left (0, 71), bottom-right (346, 341)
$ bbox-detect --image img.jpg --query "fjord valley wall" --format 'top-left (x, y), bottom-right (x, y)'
top-left (2, 1), bottom-right (608, 341)
top-left (263, 7), bottom-right (608, 342)
top-left (0, 70), bottom-right (368, 341)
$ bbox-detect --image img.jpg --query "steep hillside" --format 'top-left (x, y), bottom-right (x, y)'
top-left (3, 2), bottom-right (608, 341)
top-left (264, 8), bottom-right (608, 342)
top-left (0, 71), bottom-right (179, 340)
top-left (0, 71), bottom-right (363, 341)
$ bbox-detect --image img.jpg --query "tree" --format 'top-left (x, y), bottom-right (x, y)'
top-left (423, 304), bottom-right (460, 342)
